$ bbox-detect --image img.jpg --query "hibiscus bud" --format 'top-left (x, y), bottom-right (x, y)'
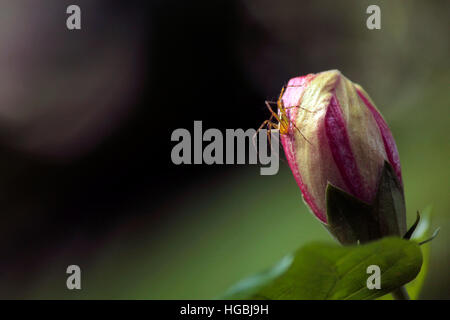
top-left (280, 70), bottom-right (406, 244)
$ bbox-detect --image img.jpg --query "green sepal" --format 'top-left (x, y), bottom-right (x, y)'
top-left (418, 227), bottom-right (440, 246)
top-left (325, 184), bottom-right (374, 244)
top-left (372, 160), bottom-right (407, 236)
top-left (404, 212), bottom-right (420, 240)
top-left (325, 161), bottom-right (406, 245)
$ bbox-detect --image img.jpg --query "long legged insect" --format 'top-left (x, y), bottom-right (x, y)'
top-left (257, 86), bottom-right (312, 146)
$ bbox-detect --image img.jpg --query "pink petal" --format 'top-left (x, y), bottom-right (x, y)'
top-left (356, 89), bottom-right (403, 185)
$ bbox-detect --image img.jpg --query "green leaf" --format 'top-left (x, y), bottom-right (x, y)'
top-left (223, 237), bottom-right (422, 300)
top-left (378, 206), bottom-right (433, 300)
top-left (221, 255), bottom-right (293, 300)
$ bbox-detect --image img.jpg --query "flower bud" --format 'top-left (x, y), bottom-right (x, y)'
top-left (280, 70), bottom-right (405, 243)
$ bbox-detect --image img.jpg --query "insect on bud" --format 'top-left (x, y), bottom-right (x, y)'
top-left (279, 70), bottom-right (406, 244)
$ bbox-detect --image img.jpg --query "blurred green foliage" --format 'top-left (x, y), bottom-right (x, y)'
top-left (10, 0), bottom-right (449, 299)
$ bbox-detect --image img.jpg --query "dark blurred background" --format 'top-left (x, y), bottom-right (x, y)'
top-left (0, 0), bottom-right (448, 299)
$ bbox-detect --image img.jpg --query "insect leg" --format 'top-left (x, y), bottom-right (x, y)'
top-left (254, 117), bottom-right (277, 156)
top-left (284, 105), bottom-right (316, 113)
top-left (265, 101), bottom-right (283, 123)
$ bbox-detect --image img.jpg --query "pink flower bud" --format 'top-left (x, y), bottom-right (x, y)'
top-left (280, 70), bottom-right (402, 224)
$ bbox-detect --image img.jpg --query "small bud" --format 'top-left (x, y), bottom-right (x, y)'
top-left (280, 70), bottom-right (405, 243)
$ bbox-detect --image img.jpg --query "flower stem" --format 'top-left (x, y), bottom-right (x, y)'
top-left (392, 286), bottom-right (410, 300)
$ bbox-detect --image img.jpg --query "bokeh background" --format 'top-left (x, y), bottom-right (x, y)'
top-left (0, 0), bottom-right (448, 299)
